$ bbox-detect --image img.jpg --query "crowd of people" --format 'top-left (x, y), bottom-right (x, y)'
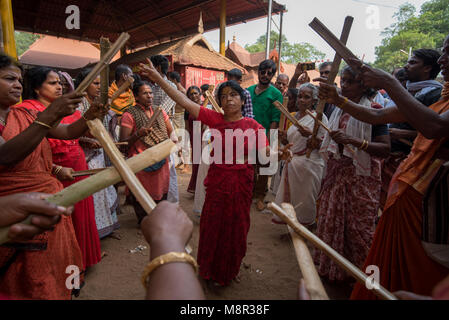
top-left (1, 30), bottom-right (449, 300)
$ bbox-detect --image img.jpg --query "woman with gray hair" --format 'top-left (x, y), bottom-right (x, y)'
top-left (273, 82), bottom-right (328, 226)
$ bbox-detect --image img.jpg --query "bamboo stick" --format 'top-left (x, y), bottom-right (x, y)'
top-left (87, 119), bottom-right (157, 212)
top-left (100, 37), bottom-right (111, 105)
top-left (75, 32), bottom-right (130, 95)
top-left (72, 168), bottom-right (107, 177)
top-left (267, 202), bottom-right (397, 300)
top-left (308, 17), bottom-right (360, 69)
top-left (281, 203), bottom-right (329, 300)
top-left (307, 16), bottom-right (354, 158)
top-left (0, 140), bottom-right (175, 245)
top-left (279, 96), bottom-right (289, 132)
top-left (110, 77), bottom-right (134, 103)
top-left (305, 109), bottom-right (356, 155)
top-left (273, 101), bottom-right (309, 133)
top-left (204, 86), bottom-right (224, 114)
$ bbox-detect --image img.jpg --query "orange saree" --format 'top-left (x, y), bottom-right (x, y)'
top-left (0, 107), bottom-right (83, 300)
top-left (351, 98), bottom-right (449, 299)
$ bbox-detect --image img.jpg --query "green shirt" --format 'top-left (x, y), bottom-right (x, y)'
top-left (247, 84), bottom-right (283, 136)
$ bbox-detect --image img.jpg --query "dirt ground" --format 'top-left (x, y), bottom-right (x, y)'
top-left (77, 169), bottom-right (351, 300)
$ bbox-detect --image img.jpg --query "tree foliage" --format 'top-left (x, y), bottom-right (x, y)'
top-left (244, 31), bottom-right (325, 64)
top-left (374, 0), bottom-right (449, 71)
top-left (14, 31), bottom-right (40, 56)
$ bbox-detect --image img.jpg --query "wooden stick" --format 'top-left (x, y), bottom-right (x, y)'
top-left (75, 32), bottom-right (130, 94)
top-left (110, 77), bottom-right (134, 103)
top-left (100, 37), bottom-right (111, 105)
top-left (204, 85), bottom-right (224, 114)
top-left (309, 17), bottom-right (360, 69)
top-left (281, 203), bottom-right (329, 300)
top-left (279, 96), bottom-right (289, 131)
top-left (0, 140), bottom-right (175, 245)
top-left (305, 109), bottom-right (356, 156)
top-left (273, 101), bottom-right (309, 133)
top-left (305, 109), bottom-right (331, 133)
top-left (87, 119), bottom-right (157, 213)
top-left (72, 168), bottom-right (106, 177)
top-left (267, 202), bottom-right (397, 300)
top-left (399, 138), bottom-right (413, 147)
top-left (307, 16), bottom-right (354, 158)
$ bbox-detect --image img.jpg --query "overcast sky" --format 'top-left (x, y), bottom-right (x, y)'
top-left (203, 0), bottom-right (430, 63)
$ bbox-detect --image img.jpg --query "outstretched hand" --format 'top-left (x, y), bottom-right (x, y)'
top-left (279, 143), bottom-right (293, 162)
top-left (313, 77), bottom-right (341, 106)
top-left (0, 193), bottom-right (74, 242)
top-left (348, 58), bottom-right (395, 90)
top-left (44, 91), bottom-right (86, 123)
top-left (139, 58), bottom-right (162, 83)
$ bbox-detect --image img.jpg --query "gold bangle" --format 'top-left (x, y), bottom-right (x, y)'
top-left (339, 97), bottom-right (349, 108)
top-left (141, 252), bottom-right (198, 288)
top-left (34, 120), bottom-right (52, 129)
top-left (359, 139), bottom-right (367, 150)
top-left (53, 165), bottom-right (62, 176)
top-left (363, 140), bottom-right (369, 150)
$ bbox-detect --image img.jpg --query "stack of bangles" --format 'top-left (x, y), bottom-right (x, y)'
top-left (141, 252), bottom-right (198, 288)
top-left (359, 139), bottom-right (369, 151)
top-left (52, 165), bottom-right (63, 176)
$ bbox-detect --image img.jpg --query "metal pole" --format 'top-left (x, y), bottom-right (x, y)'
top-left (265, 0), bottom-right (273, 59)
top-left (219, 0), bottom-right (226, 56)
top-left (278, 10), bottom-right (284, 74)
top-left (0, 0), bottom-right (17, 58)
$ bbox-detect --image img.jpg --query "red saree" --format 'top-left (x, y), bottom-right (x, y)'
top-left (0, 107), bottom-right (83, 300)
top-left (351, 99), bottom-right (449, 299)
top-left (17, 100), bottom-right (101, 269)
top-left (195, 108), bottom-right (268, 285)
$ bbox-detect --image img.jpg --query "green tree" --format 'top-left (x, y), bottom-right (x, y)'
top-left (374, 0), bottom-right (449, 71)
top-left (14, 31), bottom-right (40, 56)
top-left (244, 31), bottom-right (325, 64)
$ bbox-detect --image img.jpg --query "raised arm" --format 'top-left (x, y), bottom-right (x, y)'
top-left (315, 77), bottom-right (405, 125)
top-left (139, 59), bottom-right (201, 118)
top-left (350, 59), bottom-right (449, 139)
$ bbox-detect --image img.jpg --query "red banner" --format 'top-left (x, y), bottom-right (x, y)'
top-left (185, 66), bottom-right (226, 89)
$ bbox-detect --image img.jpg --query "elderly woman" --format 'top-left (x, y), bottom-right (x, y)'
top-left (313, 65), bottom-right (391, 282)
top-left (120, 80), bottom-right (175, 224)
top-left (17, 66), bottom-right (102, 270)
top-left (273, 83), bottom-right (328, 226)
top-left (75, 68), bottom-right (119, 239)
top-left (139, 60), bottom-right (290, 286)
top-left (0, 53), bottom-right (103, 299)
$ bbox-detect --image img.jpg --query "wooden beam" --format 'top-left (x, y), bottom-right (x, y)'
top-left (306, 16), bottom-right (354, 158)
top-left (268, 202), bottom-right (397, 301)
top-left (126, 0), bottom-right (216, 33)
top-left (281, 203), bottom-right (329, 300)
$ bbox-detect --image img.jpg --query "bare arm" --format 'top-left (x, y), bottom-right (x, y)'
top-left (140, 60), bottom-right (201, 118)
top-left (316, 79), bottom-right (405, 125)
top-left (350, 59), bottom-right (449, 139)
top-left (141, 201), bottom-right (205, 300)
top-left (0, 92), bottom-right (86, 166)
top-left (331, 130), bottom-right (391, 158)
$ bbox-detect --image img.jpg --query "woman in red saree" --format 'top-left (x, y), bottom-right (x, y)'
top-left (0, 53), bottom-right (102, 299)
top-left (17, 67), bottom-right (101, 269)
top-left (139, 60), bottom-right (290, 285)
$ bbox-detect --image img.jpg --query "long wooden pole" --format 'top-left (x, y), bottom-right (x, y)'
top-left (0, 140), bottom-right (175, 244)
top-left (306, 16), bottom-right (353, 158)
top-left (100, 37), bottom-right (111, 106)
top-left (75, 32), bottom-right (130, 95)
top-left (281, 203), bottom-right (329, 300)
top-left (87, 119), bottom-right (158, 212)
top-left (267, 202), bottom-right (397, 300)
top-left (204, 90), bottom-right (224, 114)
